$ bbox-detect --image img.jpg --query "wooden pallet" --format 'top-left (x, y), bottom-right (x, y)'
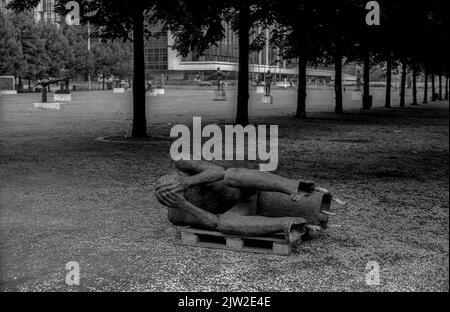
top-left (179, 227), bottom-right (291, 256)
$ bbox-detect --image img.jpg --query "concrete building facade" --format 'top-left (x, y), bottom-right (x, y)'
top-left (146, 26), bottom-right (335, 82)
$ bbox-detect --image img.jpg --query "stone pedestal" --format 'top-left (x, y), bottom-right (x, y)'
top-left (148, 88), bottom-right (165, 96)
top-left (256, 86), bottom-right (265, 94)
top-left (214, 90), bottom-right (226, 101)
top-left (262, 95), bottom-right (273, 104)
top-left (0, 90), bottom-right (17, 95)
top-left (33, 102), bottom-right (62, 110)
top-left (53, 93), bottom-right (71, 102)
top-left (113, 87), bottom-right (125, 93)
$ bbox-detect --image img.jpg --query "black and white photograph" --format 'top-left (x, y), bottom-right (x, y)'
top-left (0, 0), bottom-right (449, 297)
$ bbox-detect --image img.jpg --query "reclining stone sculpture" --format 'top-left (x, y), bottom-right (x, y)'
top-left (155, 160), bottom-right (333, 243)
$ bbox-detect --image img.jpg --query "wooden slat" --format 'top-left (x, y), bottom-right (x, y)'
top-left (178, 227), bottom-right (292, 256)
top-left (179, 227), bottom-right (288, 243)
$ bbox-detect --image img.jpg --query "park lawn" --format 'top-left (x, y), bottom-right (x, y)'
top-left (0, 94), bottom-right (448, 291)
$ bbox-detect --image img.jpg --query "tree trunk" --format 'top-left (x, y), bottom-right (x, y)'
top-left (362, 50), bottom-right (371, 109)
top-left (28, 79), bottom-right (31, 91)
top-left (102, 73), bottom-right (105, 90)
top-left (431, 72), bottom-right (436, 101)
top-left (385, 53), bottom-right (392, 108)
top-left (445, 76), bottom-right (449, 100)
top-left (42, 86), bottom-right (47, 103)
top-left (296, 55), bottom-right (307, 119)
top-left (423, 67), bottom-right (428, 104)
top-left (438, 75), bottom-right (443, 100)
top-left (334, 45), bottom-right (343, 114)
top-left (400, 61), bottom-right (407, 107)
top-left (411, 68), bottom-right (417, 105)
top-left (235, 6), bottom-right (250, 126)
top-left (131, 10), bottom-right (147, 138)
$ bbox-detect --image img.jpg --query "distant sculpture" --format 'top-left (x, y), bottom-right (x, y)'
top-left (265, 70), bottom-right (273, 95)
top-left (155, 160), bottom-right (333, 242)
top-left (35, 77), bottom-right (70, 103)
top-left (59, 79), bottom-right (70, 92)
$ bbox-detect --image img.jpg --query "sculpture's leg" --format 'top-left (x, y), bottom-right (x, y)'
top-left (223, 168), bottom-right (314, 197)
top-left (173, 161), bottom-right (309, 195)
top-left (216, 196), bottom-right (306, 240)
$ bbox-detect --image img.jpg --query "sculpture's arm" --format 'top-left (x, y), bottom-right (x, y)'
top-left (155, 190), bottom-right (218, 229)
top-left (175, 160), bottom-right (225, 187)
top-left (155, 160), bottom-right (225, 196)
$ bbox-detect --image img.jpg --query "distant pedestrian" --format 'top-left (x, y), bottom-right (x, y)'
top-left (265, 70), bottom-right (273, 95)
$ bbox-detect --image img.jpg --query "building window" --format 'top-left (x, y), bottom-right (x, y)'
top-left (33, 0), bottom-right (60, 23)
top-left (145, 31), bottom-right (168, 70)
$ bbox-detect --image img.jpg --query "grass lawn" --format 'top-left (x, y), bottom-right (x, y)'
top-left (0, 90), bottom-right (448, 291)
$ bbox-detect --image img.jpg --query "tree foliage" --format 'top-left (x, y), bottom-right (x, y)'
top-left (0, 12), bottom-right (24, 76)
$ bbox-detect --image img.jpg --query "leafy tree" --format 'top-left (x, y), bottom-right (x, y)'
top-left (40, 22), bottom-right (73, 78)
top-left (379, 0), bottom-right (449, 106)
top-left (57, 0), bottom-right (166, 137)
top-left (91, 39), bottom-right (133, 88)
top-left (70, 0), bottom-right (163, 137)
top-left (310, 0), bottom-right (362, 114)
top-left (108, 41), bottom-right (133, 81)
top-left (72, 0), bottom-right (173, 137)
top-left (10, 11), bottom-right (46, 89)
top-left (0, 12), bottom-right (24, 77)
top-left (268, 0), bottom-right (328, 119)
top-left (60, 24), bottom-right (92, 80)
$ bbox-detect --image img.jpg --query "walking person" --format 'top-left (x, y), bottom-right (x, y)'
top-left (265, 70), bottom-right (273, 96)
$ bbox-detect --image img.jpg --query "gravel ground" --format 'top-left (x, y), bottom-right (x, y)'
top-left (0, 90), bottom-right (448, 292)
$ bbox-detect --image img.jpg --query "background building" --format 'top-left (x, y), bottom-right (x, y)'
top-left (0, 0), bottom-right (10, 13)
top-left (146, 26), bottom-right (335, 83)
top-left (33, 0), bottom-right (60, 23)
top-left (1, 0), bottom-right (59, 22)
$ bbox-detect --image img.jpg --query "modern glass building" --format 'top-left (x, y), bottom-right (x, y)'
top-left (1, 0), bottom-right (60, 23)
top-left (0, 0), bottom-right (10, 13)
top-left (145, 30), bottom-right (169, 72)
top-left (146, 25), bottom-right (335, 82)
top-left (33, 0), bottom-right (60, 23)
